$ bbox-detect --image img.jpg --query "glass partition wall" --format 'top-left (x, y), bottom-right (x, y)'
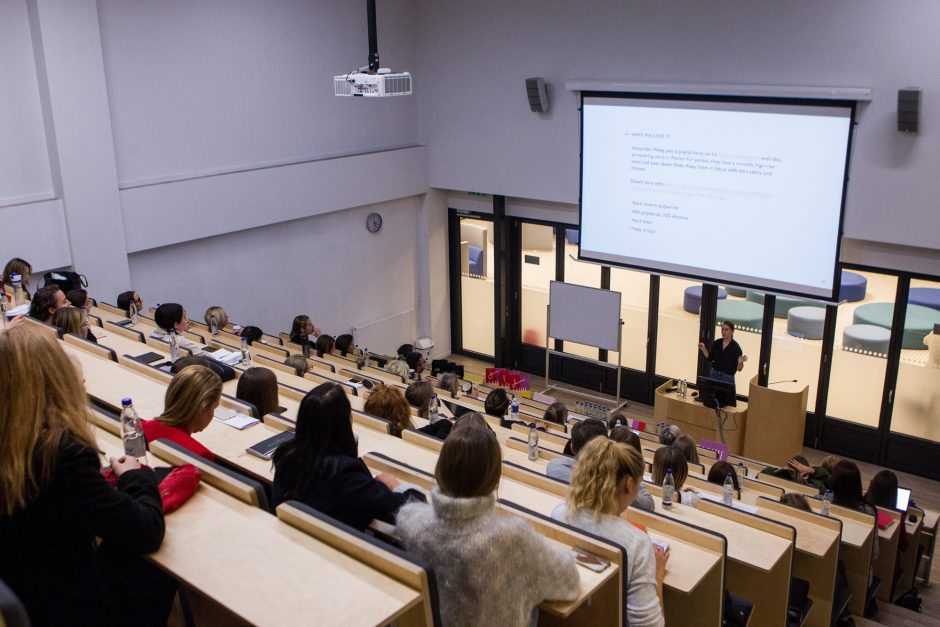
top-left (449, 208), bottom-right (940, 478)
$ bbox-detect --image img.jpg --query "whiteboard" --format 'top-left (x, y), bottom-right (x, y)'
top-left (548, 281), bottom-right (621, 351)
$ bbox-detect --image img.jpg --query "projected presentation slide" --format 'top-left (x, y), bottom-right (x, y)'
top-left (580, 96), bottom-right (853, 300)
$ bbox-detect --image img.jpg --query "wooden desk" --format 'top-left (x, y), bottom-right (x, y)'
top-left (653, 380), bottom-right (748, 455)
top-left (93, 428), bottom-right (423, 626)
top-left (639, 486), bottom-right (793, 626)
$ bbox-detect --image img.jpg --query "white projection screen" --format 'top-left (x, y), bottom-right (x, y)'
top-left (548, 281), bottom-right (622, 351)
top-left (579, 93), bottom-right (855, 301)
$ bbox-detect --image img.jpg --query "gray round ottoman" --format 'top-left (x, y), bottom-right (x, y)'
top-left (843, 324), bottom-right (891, 355)
top-left (683, 285), bottom-right (728, 314)
top-left (787, 307), bottom-right (826, 340)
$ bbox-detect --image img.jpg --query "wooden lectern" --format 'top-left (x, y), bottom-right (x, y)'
top-left (653, 380), bottom-right (748, 454)
top-left (743, 375), bottom-right (808, 466)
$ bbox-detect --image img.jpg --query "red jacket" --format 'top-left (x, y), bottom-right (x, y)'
top-left (142, 419), bottom-right (215, 462)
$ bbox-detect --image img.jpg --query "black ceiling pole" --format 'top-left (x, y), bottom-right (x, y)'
top-left (367, 0), bottom-right (379, 72)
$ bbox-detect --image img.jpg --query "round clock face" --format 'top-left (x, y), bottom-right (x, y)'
top-left (366, 212), bottom-right (383, 233)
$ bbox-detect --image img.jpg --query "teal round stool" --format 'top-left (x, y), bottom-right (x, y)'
top-left (716, 300), bottom-right (764, 332)
top-left (724, 285), bottom-right (748, 298)
top-left (746, 290), bottom-right (821, 319)
top-left (853, 302), bottom-right (940, 349)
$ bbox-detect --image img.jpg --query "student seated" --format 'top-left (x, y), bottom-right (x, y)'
top-left (706, 460), bottom-right (740, 492)
top-left (116, 290), bottom-right (143, 316)
top-left (384, 358), bottom-right (410, 380)
top-left (236, 367), bottom-right (279, 417)
top-left (315, 334), bottom-right (334, 358)
top-left (767, 455), bottom-right (832, 494)
top-left (405, 379), bottom-right (433, 418)
top-left (51, 306), bottom-right (95, 343)
top-left (398, 422), bottom-right (579, 627)
top-left (543, 401), bottom-right (568, 425)
top-left (658, 423), bottom-right (681, 446)
top-left (831, 460), bottom-right (879, 565)
top-left (652, 446), bottom-right (688, 503)
top-left (437, 372), bottom-right (460, 395)
top-left (28, 285), bottom-right (70, 323)
top-left (289, 314), bottom-right (320, 345)
top-left (865, 469), bottom-right (905, 564)
top-left (396, 343), bottom-right (414, 360)
top-left (334, 333), bottom-right (355, 357)
top-left (364, 384), bottom-right (415, 437)
top-left (484, 387), bottom-right (512, 423)
top-left (552, 437), bottom-right (667, 627)
top-left (780, 492), bottom-right (812, 511)
top-left (2, 257), bottom-right (32, 301)
top-left (151, 303), bottom-right (201, 353)
top-left (607, 428), bottom-right (655, 513)
top-left (674, 434), bottom-right (700, 465)
top-left (405, 351), bottom-right (426, 379)
top-left (141, 365), bottom-right (222, 461)
top-left (545, 418), bottom-right (608, 482)
top-left (272, 382), bottom-right (425, 531)
top-left (284, 353), bottom-right (308, 376)
top-left (203, 305), bottom-right (230, 333)
top-left (0, 326), bottom-right (166, 625)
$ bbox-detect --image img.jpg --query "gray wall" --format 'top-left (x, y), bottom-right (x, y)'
top-left (416, 0), bottom-right (940, 270)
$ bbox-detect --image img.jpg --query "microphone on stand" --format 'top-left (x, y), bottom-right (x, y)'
top-left (768, 379), bottom-right (798, 385)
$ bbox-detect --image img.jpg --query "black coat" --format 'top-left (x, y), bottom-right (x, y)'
top-left (0, 439), bottom-right (165, 626)
top-left (272, 455), bottom-right (425, 531)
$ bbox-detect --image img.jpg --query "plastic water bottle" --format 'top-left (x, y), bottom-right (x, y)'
top-left (363, 347), bottom-right (371, 368)
top-left (614, 417), bottom-right (623, 428)
top-left (168, 329), bottom-right (180, 362)
top-left (820, 489), bottom-right (832, 517)
top-left (662, 468), bottom-right (675, 509)
top-left (300, 328), bottom-right (310, 357)
top-left (208, 314), bottom-right (219, 336)
top-left (723, 471), bottom-right (734, 505)
top-left (240, 336), bottom-right (251, 366)
top-left (511, 397), bottom-right (519, 420)
top-left (527, 426), bottom-right (539, 461)
top-left (10, 272), bottom-right (24, 307)
top-left (0, 290), bottom-right (8, 329)
top-left (128, 300), bottom-right (139, 326)
top-left (429, 393), bottom-right (440, 424)
top-left (120, 398), bottom-right (148, 464)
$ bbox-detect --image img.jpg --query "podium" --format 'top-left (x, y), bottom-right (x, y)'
top-left (654, 380), bottom-right (748, 455)
top-left (743, 375), bottom-right (808, 466)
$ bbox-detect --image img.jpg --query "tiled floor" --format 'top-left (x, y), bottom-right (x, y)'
top-left (448, 353), bottom-right (940, 624)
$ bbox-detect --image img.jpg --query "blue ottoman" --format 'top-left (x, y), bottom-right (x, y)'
top-left (839, 271), bottom-right (868, 302)
top-left (746, 290), bottom-right (821, 319)
top-left (787, 306), bottom-right (826, 340)
top-left (716, 300), bottom-right (764, 332)
top-left (843, 324), bottom-right (890, 355)
top-left (853, 302), bottom-right (940, 350)
top-left (683, 285), bottom-right (728, 314)
top-left (909, 287), bottom-right (940, 312)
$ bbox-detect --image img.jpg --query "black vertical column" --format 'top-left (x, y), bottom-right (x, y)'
top-left (598, 266), bottom-right (611, 363)
top-left (698, 284), bottom-right (719, 379)
top-left (492, 195), bottom-right (511, 366)
top-left (757, 295), bottom-right (776, 387)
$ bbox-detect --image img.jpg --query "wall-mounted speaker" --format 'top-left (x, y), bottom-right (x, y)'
top-left (525, 77), bottom-right (549, 113)
top-left (897, 88), bottom-right (921, 133)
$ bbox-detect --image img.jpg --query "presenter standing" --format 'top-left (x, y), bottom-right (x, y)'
top-left (698, 321), bottom-right (748, 386)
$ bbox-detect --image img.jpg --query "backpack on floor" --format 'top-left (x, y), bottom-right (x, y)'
top-left (895, 586), bottom-right (923, 613)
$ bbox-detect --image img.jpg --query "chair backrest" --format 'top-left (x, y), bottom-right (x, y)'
top-left (0, 577), bottom-right (31, 627)
top-left (62, 333), bottom-right (117, 362)
top-left (277, 500), bottom-right (441, 626)
top-left (104, 320), bottom-right (147, 342)
top-left (149, 438), bottom-right (270, 511)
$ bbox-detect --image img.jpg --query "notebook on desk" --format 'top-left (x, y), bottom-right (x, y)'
top-left (246, 431), bottom-right (294, 460)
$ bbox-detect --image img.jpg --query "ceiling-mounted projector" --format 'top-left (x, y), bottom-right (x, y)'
top-left (334, 69), bottom-right (412, 97)
top-left (335, 0), bottom-right (412, 98)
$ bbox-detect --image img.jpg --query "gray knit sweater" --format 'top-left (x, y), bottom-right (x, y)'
top-left (396, 489), bottom-right (580, 627)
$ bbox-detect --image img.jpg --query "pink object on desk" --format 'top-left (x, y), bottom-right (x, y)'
top-left (699, 439), bottom-right (729, 461)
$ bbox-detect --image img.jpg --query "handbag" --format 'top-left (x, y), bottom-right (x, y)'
top-left (103, 463), bottom-right (202, 513)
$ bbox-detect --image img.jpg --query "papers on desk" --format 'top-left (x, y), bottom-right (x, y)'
top-left (4, 303), bottom-right (30, 318)
top-left (214, 408), bottom-right (259, 430)
top-left (209, 348), bottom-right (243, 366)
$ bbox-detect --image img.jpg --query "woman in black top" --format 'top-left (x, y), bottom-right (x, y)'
top-left (698, 320), bottom-right (748, 385)
top-left (0, 326), bottom-right (166, 626)
top-left (272, 382), bottom-right (425, 530)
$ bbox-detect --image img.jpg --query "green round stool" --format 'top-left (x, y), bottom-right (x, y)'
top-left (716, 300), bottom-right (764, 332)
top-left (746, 290), bottom-right (821, 319)
top-left (724, 285), bottom-right (748, 298)
top-left (853, 302), bottom-right (940, 350)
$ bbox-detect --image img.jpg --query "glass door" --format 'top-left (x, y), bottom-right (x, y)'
top-left (449, 212), bottom-right (495, 359)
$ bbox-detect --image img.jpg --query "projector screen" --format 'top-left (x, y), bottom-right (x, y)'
top-left (579, 93), bottom-right (855, 301)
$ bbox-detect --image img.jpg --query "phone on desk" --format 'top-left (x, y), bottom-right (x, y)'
top-left (571, 548), bottom-right (610, 572)
top-left (651, 539), bottom-right (670, 554)
top-left (113, 318), bottom-right (133, 327)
